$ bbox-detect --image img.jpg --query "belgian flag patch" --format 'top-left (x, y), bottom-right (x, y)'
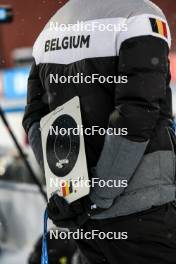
top-left (61, 180), bottom-right (73, 197)
top-left (149, 18), bottom-right (168, 38)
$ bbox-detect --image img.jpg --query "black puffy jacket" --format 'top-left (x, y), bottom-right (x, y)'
top-left (23, 0), bottom-right (176, 218)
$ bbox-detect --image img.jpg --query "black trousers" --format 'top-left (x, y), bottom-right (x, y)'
top-left (76, 202), bottom-right (176, 264)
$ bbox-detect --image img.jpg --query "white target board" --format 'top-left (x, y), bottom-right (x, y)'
top-left (40, 96), bottom-right (90, 203)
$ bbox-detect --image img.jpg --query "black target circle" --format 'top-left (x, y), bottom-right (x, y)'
top-left (46, 114), bottom-right (80, 177)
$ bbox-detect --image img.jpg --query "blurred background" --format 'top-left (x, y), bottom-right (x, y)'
top-left (0, 0), bottom-right (175, 263)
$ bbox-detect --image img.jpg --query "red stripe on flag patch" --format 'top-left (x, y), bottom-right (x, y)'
top-left (61, 182), bottom-right (66, 197)
top-left (162, 21), bottom-right (168, 38)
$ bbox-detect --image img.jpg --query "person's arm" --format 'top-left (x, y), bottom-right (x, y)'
top-left (22, 60), bottom-right (49, 169)
top-left (90, 14), bottom-right (171, 208)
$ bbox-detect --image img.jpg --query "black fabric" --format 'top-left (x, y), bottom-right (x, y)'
top-left (28, 232), bottom-right (76, 264)
top-left (76, 202), bottom-right (176, 264)
top-left (109, 36), bottom-right (171, 142)
top-left (23, 62), bottom-right (50, 132)
top-left (47, 194), bottom-right (104, 228)
top-left (47, 194), bottom-right (86, 228)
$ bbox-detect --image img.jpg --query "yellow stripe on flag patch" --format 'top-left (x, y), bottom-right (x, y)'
top-left (156, 19), bottom-right (164, 36)
top-left (65, 181), bottom-right (70, 196)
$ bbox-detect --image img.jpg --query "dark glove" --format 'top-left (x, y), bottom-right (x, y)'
top-left (47, 194), bottom-right (104, 228)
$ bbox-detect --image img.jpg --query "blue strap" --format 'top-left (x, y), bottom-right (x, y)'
top-left (41, 208), bottom-right (49, 264)
top-left (172, 120), bottom-right (176, 132)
